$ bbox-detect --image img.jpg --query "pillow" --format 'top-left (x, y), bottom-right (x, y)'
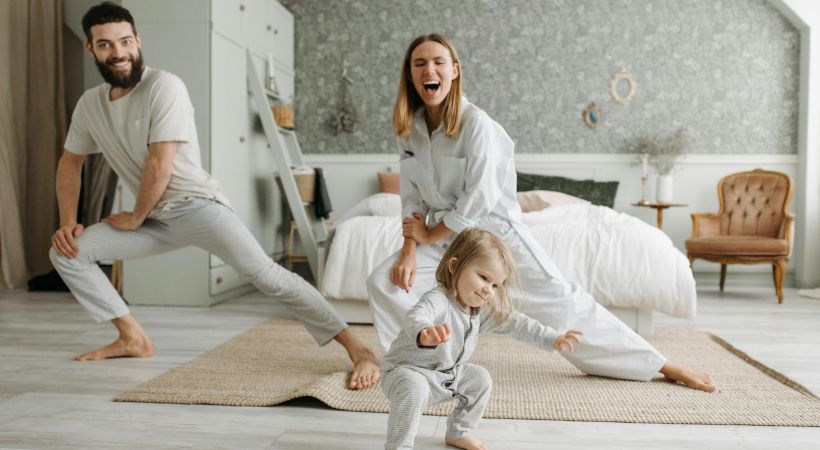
top-left (517, 190), bottom-right (590, 212)
top-left (335, 193), bottom-right (402, 224)
top-left (516, 172), bottom-right (619, 208)
top-left (378, 171), bottom-right (400, 194)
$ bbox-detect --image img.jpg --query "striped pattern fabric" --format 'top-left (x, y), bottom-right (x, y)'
top-left (379, 289), bottom-right (561, 448)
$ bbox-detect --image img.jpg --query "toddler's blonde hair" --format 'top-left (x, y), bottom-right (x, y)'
top-left (435, 228), bottom-right (518, 322)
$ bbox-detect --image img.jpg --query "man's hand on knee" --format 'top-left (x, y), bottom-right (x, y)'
top-left (52, 223), bottom-right (84, 259)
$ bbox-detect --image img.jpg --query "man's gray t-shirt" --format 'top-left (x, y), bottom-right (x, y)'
top-left (65, 66), bottom-right (229, 215)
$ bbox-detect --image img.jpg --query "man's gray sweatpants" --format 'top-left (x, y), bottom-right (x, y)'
top-left (49, 198), bottom-right (347, 345)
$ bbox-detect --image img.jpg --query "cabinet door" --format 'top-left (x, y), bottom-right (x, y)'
top-left (246, 0), bottom-right (276, 60)
top-left (245, 0), bottom-right (293, 71)
top-left (211, 0), bottom-right (245, 42)
top-left (271, 1), bottom-right (294, 71)
top-left (210, 35), bottom-right (277, 266)
top-left (211, 33), bottom-right (252, 230)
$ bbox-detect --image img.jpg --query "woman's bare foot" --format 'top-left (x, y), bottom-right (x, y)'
top-left (335, 328), bottom-right (381, 390)
top-left (445, 435), bottom-right (487, 450)
top-left (74, 336), bottom-right (155, 361)
top-left (661, 361), bottom-right (716, 392)
top-left (74, 314), bottom-right (155, 361)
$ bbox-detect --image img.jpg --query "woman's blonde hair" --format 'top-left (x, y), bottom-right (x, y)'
top-left (392, 33), bottom-right (462, 139)
top-left (435, 228), bottom-right (518, 322)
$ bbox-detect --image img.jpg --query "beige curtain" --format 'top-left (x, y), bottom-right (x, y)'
top-left (0, 0), bottom-right (65, 290)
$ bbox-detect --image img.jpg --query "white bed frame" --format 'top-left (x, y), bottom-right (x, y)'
top-left (319, 247), bottom-right (656, 335)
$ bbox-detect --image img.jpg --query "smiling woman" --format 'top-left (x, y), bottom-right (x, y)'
top-left (393, 34), bottom-right (461, 139)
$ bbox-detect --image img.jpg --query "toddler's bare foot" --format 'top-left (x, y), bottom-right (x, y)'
top-left (347, 346), bottom-right (380, 390)
top-left (445, 435), bottom-right (487, 450)
top-left (74, 336), bottom-right (155, 361)
top-left (661, 361), bottom-right (715, 392)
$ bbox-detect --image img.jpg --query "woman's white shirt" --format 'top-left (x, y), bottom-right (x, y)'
top-left (398, 97), bottom-right (522, 233)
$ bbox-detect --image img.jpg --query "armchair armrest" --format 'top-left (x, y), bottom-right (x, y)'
top-left (690, 213), bottom-right (720, 238)
top-left (780, 213), bottom-right (796, 258)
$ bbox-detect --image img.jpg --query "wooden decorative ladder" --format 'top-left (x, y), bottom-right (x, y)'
top-left (246, 50), bottom-right (327, 280)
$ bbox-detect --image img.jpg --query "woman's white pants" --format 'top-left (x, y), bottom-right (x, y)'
top-left (367, 219), bottom-right (666, 381)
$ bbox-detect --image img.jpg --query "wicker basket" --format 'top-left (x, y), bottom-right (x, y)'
top-left (272, 105), bottom-right (294, 129)
top-left (276, 167), bottom-right (315, 203)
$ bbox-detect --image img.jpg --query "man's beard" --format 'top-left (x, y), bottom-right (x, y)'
top-left (95, 50), bottom-right (145, 89)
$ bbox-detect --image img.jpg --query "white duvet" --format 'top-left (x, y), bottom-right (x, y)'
top-left (321, 195), bottom-right (696, 319)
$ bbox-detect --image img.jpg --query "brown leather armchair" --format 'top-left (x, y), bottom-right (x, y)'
top-left (685, 169), bottom-right (795, 303)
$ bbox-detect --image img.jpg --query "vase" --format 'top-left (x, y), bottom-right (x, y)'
top-left (656, 174), bottom-right (674, 204)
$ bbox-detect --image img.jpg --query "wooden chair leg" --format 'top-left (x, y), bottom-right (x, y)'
top-left (110, 260), bottom-right (123, 296)
top-left (772, 262), bottom-right (778, 295)
top-left (773, 259), bottom-right (786, 304)
top-left (719, 264), bottom-right (727, 292)
top-left (286, 221), bottom-right (297, 270)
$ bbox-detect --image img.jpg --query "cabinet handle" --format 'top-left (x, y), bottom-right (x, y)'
top-left (239, 4), bottom-right (245, 11)
top-left (267, 25), bottom-right (272, 31)
top-left (274, 29), bottom-right (278, 35)
top-left (216, 276), bottom-right (223, 284)
top-left (239, 136), bottom-right (246, 143)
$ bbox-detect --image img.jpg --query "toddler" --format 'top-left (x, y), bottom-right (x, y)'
top-left (380, 228), bottom-right (582, 450)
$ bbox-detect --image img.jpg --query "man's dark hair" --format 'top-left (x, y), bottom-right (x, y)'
top-left (81, 2), bottom-right (136, 43)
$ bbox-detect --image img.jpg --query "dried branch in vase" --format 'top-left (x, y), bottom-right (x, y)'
top-left (625, 128), bottom-right (689, 175)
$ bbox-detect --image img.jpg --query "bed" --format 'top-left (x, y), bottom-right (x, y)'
top-left (318, 193), bottom-right (696, 334)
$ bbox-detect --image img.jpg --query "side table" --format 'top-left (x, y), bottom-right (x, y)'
top-left (631, 202), bottom-right (687, 230)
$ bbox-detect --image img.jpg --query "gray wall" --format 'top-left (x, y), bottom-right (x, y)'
top-left (281, 0), bottom-right (799, 155)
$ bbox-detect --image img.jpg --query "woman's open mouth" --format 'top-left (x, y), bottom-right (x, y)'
top-left (422, 81), bottom-right (441, 95)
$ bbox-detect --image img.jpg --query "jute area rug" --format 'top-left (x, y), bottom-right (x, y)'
top-left (115, 319), bottom-right (820, 426)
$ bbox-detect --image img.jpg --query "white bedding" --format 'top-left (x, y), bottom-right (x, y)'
top-left (521, 204), bottom-right (696, 319)
top-left (321, 195), bottom-right (696, 319)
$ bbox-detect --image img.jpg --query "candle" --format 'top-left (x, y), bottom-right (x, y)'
top-left (641, 153), bottom-right (648, 178)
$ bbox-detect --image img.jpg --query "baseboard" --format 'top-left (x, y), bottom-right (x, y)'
top-left (693, 271), bottom-right (795, 289)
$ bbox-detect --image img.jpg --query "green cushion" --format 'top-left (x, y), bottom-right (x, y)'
top-left (516, 172), bottom-right (619, 208)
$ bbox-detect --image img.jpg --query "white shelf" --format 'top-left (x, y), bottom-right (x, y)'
top-left (265, 89), bottom-right (281, 101)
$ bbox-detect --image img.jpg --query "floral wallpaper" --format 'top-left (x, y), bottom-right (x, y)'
top-left (280, 0), bottom-right (799, 155)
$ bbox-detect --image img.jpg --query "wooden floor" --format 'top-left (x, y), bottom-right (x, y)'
top-left (1, 282), bottom-right (819, 449)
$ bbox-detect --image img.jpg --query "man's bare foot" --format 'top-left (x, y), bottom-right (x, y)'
top-left (74, 314), bottom-right (154, 361)
top-left (347, 350), bottom-right (380, 390)
top-left (334, 328), bottom-right (381, 390)
top-left (661, 361), bottom-right (716, 392)
top-left (445, 435), bottom-right (487, 450)
top-left (74, 336), bottom-right (155, 361)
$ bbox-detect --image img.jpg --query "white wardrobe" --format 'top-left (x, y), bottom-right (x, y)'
top-left (64, 0), bottom-right (295, 306)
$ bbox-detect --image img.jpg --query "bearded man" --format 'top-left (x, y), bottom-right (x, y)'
top-left (50, 1), bottom-right (379, 390)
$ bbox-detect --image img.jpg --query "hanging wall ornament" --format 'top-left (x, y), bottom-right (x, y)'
top-left (330, 62), bottom-right (358, 135)
top-left (582, 102), bottom-right (601, 128)
top-left (610, 68), bottom-right (637, 105)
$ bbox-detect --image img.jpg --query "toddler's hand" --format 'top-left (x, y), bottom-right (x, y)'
top-left (554, 329), bottom-right (583, 353)
top-left (418, 323), bottom-right (451, 347)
